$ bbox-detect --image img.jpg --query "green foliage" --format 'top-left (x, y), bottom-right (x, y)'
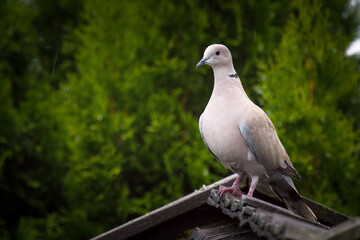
top-left (0, 1), bottom-right (70, 238)
top-left (0, 0), bottom-right (359, 239)
top-left (58, 2), bottom-right (228, 235)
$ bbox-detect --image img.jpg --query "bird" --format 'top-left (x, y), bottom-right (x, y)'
top-left (196, 44), bottom-right (317, 222)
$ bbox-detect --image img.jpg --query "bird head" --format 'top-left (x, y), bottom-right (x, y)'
top-left (196, 44), bottom-right (232, 69)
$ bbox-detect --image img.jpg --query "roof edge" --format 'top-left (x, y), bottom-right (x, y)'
top-left (91, 174), bottom-right (238, 240)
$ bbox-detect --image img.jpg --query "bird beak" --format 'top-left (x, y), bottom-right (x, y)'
top-left (196, 57), bottom-right (209, 69)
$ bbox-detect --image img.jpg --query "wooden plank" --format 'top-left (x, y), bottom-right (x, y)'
top-left (302, 197), bottom-right (349, 226)
top-left (314, 217), bottom-right (360, 240)
top-left (91, 174), bottom-right (238, 240)
top-left (241, 195), bottom-right (329, 229)
top-left (188, 220), bottom-right (258, 240)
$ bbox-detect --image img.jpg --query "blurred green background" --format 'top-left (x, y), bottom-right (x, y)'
top-left (1, 0), bottom-right (360, 239)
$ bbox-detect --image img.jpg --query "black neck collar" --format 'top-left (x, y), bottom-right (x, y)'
top-left (228, 73), bottom-right (238, 78)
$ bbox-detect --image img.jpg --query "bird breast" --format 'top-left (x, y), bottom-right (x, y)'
top-left (201, 95), bottom-right (258, 173)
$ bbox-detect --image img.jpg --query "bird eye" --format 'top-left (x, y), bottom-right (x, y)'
top-left (215, 51), bottom-right (220, 55)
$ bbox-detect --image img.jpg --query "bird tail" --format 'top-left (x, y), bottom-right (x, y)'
top-left (269, 173), bottom-right (317, 222)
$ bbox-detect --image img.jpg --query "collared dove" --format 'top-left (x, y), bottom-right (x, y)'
top-left (196, 44), bottom-right (317, 222)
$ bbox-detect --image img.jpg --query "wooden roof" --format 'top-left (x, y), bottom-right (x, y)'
top-left (91, 174), bottom-right (360, 240)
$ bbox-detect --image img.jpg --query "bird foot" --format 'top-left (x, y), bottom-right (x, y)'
top-left (219, 186), bottom-right (242, 196)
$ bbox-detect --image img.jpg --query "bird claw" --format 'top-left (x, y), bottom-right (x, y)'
top-left (219, 186), bottom-right (242, 196)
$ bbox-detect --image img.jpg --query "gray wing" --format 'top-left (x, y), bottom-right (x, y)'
top-left (238, 106), bottom-right (300, 179)
top-left (199, 114), bottom-right (221, 162)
